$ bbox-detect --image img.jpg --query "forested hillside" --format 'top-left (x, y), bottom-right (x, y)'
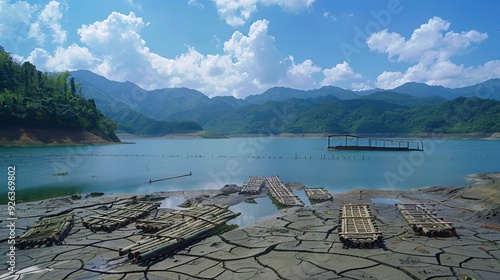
top-left (71, 70), bottom-right (203, 135)
top-left (70, 69), bottom-right (500, 136)
top-left (0, 46), bottom-right (119, 142)
top-left (194, 96), bottom-right (500, 135)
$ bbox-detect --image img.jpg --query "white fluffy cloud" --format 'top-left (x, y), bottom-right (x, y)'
top-left (77, 12), bottom-right (160, 84)
top-left (279, 56), bottom-right (321, 89)
top-left (22, 10), bottom-right (362, 98)
top-left (223, 19), bottom-right (287, 84)
top-left (321, 61), bottom-right (362, 86)
top-left (78, 11), bottom-right (147, 50)
top-left (27, 44), bottom-right (97, 71)
top-left (35, 13), bottom-right (296, 98)
top-left (213, 0), bottom-right (314, 27)
top-left (351, 82), bottom-right (372, 91)
top-left (0, 0), bottom-right (37, 46)
top-left (28, 0), bottom-right (67, 44)
top-left (367, 17), bottom-right (498, 89)
top-left (151, 19), bottom-right (289, 97)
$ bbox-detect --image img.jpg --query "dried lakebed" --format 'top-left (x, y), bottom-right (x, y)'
top-left (1, 173), bottom-right (499, 280)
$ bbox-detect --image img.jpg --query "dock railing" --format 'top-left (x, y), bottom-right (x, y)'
top-left (328, 134), bottom-right (424, 151)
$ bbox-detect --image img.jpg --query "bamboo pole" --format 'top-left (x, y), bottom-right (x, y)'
top-left (88, 216), bottom-right (126, 223)
top-left (136, 226), bottom-right (219, 262)
top-left (130, 220), bottom-right (211, 256)
top-left (405, 221), bottom-right (453, 225)
top-left (119, 239), bottom-right (151, 256)
top-left (339, 204), bottom-right (382, 246)
top-left (123, 207), bottom-right (240, 261)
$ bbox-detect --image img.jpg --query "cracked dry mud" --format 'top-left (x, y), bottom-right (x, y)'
top-left (1, 174), bottom-right (500, 279)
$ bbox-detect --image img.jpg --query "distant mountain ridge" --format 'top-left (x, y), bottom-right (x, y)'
top-left (71, 70), bottom-right (500, 105)
top-left (360, 91), bottom-right (447, 107)
top-left (71, 70), bottom-right (203, 135)
top-left (244, 85), bottom-right (359, 104)
top-left (70, 70), bottom-right (500, 135)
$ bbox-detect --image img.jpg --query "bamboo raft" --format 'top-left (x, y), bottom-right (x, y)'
top-left (304, 187), bottom-right (332, 201)
top-left (338, 204), bottom-right (383, 248)
top-left (240, 176), bottom-right (265, 194)
top-left (397, 204), bottom-right (456, 237)
top-left (265, 176), bottom-right (304, 207)
top-left (17, 214), bottom-right (74, 249)
top-left (120, 205), bottom-right (240, 262)
top-left (83, 201), bottom-right (160, 233)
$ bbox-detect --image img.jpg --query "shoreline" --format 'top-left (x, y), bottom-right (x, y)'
top-left (2, 130), bottom-right (499, 147)
top-left (0, 127), bottom-right (121, 147)
top-left (123, 132), bottom-right (500, 140)
top-left (1, 172), bottom-right (499, 279)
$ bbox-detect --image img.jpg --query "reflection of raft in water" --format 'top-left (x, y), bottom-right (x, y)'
top-left (328, 134), bottom-right (424, 151)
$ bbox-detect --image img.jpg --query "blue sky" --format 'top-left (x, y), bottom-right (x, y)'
top-left (1, 0), bottom-right (499, 98)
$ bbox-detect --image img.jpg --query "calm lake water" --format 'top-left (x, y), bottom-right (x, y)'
top-left (1, 137), bottom-right (500, 203)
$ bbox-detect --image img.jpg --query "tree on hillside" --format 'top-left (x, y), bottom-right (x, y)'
top-left (0, 45), bottom-right (119, 140)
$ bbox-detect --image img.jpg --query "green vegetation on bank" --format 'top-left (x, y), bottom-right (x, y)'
top-left (214, 96), bottom-right (500, 135)
top-left (0, 46), bottom-right (119, 141)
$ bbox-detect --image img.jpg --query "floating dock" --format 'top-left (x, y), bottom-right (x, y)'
top-left (304, 187), bottom-right (332, 201)
top-left (397, 204), bottom-right (456, 237)
top-left (328, 134), bottom-right (424, 151)
top-left (338, 204), bottom-right (383, 248)
top-left (240, 176), bottom-right (265, 194)
top-left (17, 213), bottom-right (74, 249)
top-left (83, 200), bottom-right (160, 233)
top-left (121, 205), bottom-right (240, 262)
top-left (265, 176), bottom-right (304, 207)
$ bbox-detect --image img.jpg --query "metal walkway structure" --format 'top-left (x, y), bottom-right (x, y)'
top-left (328, 134), bottom-right (424, 151)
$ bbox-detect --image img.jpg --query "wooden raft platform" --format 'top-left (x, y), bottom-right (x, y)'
top-left (240, 176), bottom-right (265, 194)
top-left (304, 188), bottom-right (332, 201)
top-left (265, 176), bottom-right (304, 207)
top-left (397, 204), bottom-right (456, 237)
top-left (120, 205), bottom-right (240, 262)
top-left (83, 201), bottom-right (160, 233)
top-left (338, 204), bottom-right (382, 248)
top-left (17, 213), bottom-right (74, 249)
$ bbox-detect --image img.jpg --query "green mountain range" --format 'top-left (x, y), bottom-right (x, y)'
top-left (67, 70), bottom-right (202, 135)
top-left (71, 70), bottom-right (500, 136)
top-left (4, 41), bottom-right (498, 139)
